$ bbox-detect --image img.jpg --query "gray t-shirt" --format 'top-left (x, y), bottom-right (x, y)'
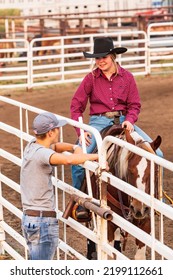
top-left (20, 138), bottom-right (56, 211)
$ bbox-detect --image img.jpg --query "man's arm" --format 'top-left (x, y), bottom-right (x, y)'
top-left (51, 142), bottom-right (82, 153)
top-left (49, 151), bottom-right (98, 165)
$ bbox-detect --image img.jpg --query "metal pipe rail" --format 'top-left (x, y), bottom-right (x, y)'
top-left (1, 96), bottom-right (173, 260)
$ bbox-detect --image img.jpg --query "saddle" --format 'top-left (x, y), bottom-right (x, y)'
top-left (100, 124), bottom-right (124, 139)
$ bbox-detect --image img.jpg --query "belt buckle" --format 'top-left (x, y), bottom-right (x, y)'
top-left (105, 111), bottom-right (120, 118)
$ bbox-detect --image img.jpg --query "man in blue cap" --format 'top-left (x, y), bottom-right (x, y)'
top-left (20, 112), bottom-right (98, 260)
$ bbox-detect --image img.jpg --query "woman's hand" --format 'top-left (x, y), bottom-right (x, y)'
top-left (79, 132), bottom-right (92, 146)
top-left (122, 121), bottom-right (134, 133)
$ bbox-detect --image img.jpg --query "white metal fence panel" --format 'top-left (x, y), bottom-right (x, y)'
top-left (0, 96), bottom-right (109, 260)
top-left (0, 38), bottom-right (30, 88)
top-left (1, 23), bottom-right (173, 89)
top-left (147, 22), bottom-right (173, 74)
top-left (1, 96), bottom-right (173, 260)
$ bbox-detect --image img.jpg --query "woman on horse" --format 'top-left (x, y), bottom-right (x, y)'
top-left (70, 36), bottom-right (163, 193)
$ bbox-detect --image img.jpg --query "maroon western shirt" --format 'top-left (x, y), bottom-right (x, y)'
top-left (70, 65), bottom-right (141, 136)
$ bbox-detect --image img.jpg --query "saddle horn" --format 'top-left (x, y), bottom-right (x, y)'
top-left (125, 129), bottom-right (135, 145)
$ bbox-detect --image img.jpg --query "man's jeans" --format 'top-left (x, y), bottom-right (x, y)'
top-left (22, 214), bottom-right (58, 260)
top-left (72, 115), bottom-right (163, 190)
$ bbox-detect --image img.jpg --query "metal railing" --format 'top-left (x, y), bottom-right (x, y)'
top-left (0, 22), bottom-right (173, 89)
top-left (1, 96), bottom-right (173, 260)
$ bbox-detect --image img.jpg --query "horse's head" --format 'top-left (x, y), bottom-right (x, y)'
top-left (124, 130), bottom-right (162, 220)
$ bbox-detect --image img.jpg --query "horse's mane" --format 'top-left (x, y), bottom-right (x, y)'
top-left (115, 141), bottom-right (129, 180)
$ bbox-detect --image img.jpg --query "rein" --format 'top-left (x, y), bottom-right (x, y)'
top-left (107, 190), bottom-right (129, 214)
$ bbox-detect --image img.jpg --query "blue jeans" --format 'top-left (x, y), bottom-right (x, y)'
top-left (71, 115), bottom-right (163, 190)
top-left (22, 214), bottom-right (58, 260)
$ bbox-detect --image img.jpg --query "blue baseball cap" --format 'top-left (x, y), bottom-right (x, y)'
top-left (32, 112), bottom-right (67, 135)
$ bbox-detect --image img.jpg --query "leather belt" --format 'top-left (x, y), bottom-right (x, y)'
top-left (24, 209), bottom-right (56, 217)
top-left (94, 111), bottom-right (125, 119)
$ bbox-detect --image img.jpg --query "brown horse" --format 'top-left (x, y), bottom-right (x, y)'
top-left (0, 41), bottom-right (15, 67)
top-left (85, 125), bottom-right (162, 260)
top-left (32, 34), bottom-right (73, 62)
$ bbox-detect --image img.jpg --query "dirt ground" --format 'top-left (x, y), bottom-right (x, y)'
top-left (0, 74), bottom-right (173, 260)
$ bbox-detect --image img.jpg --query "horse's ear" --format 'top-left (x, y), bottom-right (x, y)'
top-left (125, 129), bottom-right (135, 145)
top-left (150, 135), bottom-right (162, 151)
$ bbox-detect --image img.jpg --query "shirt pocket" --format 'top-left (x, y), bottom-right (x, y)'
top-left (116, 86), bottom-right (128, 103)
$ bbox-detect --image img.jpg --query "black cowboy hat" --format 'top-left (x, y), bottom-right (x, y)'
top-left (83, 37), bottom-right (127, 58)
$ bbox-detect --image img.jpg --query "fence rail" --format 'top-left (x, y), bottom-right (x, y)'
top-left (1, 96), bottom-right (173, 260)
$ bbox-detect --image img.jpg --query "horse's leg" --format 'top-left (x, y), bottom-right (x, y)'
top-left (87, 239), bottom-right (97, 260)
top-left (134, 219), bottom-right (150, 260)
top-left (135, 243), bottom-right (146, 260)
top-left (108, 223), bottom-right (121, 259)
top-left (114, 228), bottom-right (121, 252)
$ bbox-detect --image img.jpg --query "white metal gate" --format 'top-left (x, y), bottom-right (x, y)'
top-left (1, 96), bottom-right (173, 260)
top-left (0, 22), bottom-right (173, 89)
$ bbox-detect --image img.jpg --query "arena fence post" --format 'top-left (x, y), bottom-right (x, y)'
top-left (0, 167), bottom-right (6, 256)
